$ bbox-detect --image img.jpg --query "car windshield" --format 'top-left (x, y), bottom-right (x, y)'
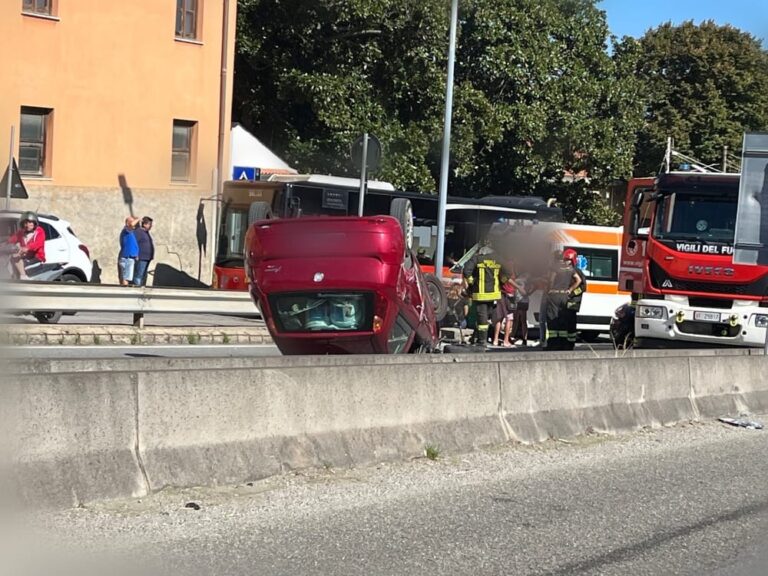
top-left (653, 191), bottom-right (737, 243)
top-left (269, 292), bottom-right (373, 333)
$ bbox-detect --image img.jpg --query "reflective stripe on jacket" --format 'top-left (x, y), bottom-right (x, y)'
top-left (464, 248), bottom-right (502, 302)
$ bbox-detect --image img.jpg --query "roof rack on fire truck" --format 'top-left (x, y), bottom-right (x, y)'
top-left (661, 136), bottom-right (742, 175)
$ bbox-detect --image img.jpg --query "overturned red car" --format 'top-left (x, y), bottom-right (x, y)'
top-left (245, 201), bottom-right (445, 355)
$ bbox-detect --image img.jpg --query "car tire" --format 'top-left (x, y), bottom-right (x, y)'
top-left (424, 273), bottom-right (448, 322)
top-left (248, 201), bottom-right (273, 227)
top-left (34, 273), bottom-right (81, 324)
top-left (389, 198), bottom-right (414, 253)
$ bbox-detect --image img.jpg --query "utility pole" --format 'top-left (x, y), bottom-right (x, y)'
top-left (434, 0), bottom-right (459, 279)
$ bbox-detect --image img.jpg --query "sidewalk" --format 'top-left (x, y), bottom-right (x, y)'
top-left (1, 323), bottom-right (272, 346)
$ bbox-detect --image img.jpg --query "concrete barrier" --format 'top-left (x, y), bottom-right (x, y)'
top-left (7, 350), bottom-right (768, 508)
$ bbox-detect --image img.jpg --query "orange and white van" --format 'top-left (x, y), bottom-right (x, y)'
top-left (526, 223), bottom-right (628, 340)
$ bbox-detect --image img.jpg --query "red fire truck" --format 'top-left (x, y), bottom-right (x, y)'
top-left (619, 152), bottom-right (768, 348)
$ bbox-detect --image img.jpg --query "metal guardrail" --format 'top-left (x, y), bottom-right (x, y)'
top-left (0, 282), bottom-right (258, 327)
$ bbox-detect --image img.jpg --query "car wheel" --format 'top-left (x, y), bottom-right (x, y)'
top-left (390, 198), bottom-right (414, 253)
top-left (248, 201), bottom-right (274, 227)
top-left (424, 273), bottom-right (448, 322)
top-left (34, 273), bottom-right (81, 324)
top-left (34, 311), bottom-right (63, 324)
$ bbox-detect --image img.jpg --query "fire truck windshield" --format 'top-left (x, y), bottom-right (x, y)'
top-left (653, 191), bottom-right (737, 243)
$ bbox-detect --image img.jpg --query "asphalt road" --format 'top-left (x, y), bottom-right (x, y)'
top-left (6, 341), bottom-right (616, 359)
top-left (6, 344), bottom-right (281, 359)
top-left (3, 311), bottom-right (262, 327)
top-left (16, 421), bottom-right (768, 576)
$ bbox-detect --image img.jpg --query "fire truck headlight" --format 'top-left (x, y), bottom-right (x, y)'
top-left (637, 305), bottom-right (666, 320)
top-left (754, 314), bottom-right (768, 329)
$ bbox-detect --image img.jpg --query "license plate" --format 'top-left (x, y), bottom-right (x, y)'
top-left (694, 311), bottom-right (721, 322)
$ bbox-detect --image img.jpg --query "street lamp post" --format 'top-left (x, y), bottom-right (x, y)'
top-left (434, 0), bottom-right (459, 279)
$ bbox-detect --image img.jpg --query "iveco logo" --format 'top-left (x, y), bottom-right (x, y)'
top-left (688, 265), bottom-right (735, 277)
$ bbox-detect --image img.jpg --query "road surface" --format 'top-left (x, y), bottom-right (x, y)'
top-left (6, 341), bottom-right (619, 359)
top-left (16, 420), bottom-right (768, 576)
top-left (3, 311), bottom-right (262, 327)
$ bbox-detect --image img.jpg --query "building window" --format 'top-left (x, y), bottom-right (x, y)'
top-left (19, 107), bottom-right (52, 176)
top-left (172, 120), bottom-right (196, 182)
top-left (176, 0), bottom-right (199, 40)
top-left (22, 0), bottom-right (52, 15)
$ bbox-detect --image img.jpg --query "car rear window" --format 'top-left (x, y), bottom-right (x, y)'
top-left (269, 292), bottom-right (373, 333)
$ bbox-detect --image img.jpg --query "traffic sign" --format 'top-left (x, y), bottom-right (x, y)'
top-left (0, 158), bottom-right (28, 199)
top-left (351, 134), bottom-right (382, 172)
top-left (232, 166), bottom-right (261, 181)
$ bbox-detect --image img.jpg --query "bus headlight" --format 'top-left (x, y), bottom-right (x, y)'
top-left (754, 314), bottom-right (768, 328)
top-left (637, 305), bottom-right (666, 320)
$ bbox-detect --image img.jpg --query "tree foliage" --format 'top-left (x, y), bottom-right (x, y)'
top-left (234, 4), bottom-right (768, 223)
top-left (632, 21), bottom-right (768, 176)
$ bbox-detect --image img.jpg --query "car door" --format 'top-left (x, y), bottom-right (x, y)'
top-left (38, 221), bottom-right (70, 264)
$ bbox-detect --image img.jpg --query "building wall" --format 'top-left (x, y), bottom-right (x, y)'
top-left (0, 0), bottom-right (236, 285)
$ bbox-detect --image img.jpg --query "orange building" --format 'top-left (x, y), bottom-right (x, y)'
top-left (0, 0), bottom-right (236, 285)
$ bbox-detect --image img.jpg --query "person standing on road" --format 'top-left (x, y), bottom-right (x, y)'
top-left (133, 216), bottom-right (155, 287)
top-left (118, 217), bottom-right (139, 286)
top-left (563, 248), bottom-right (587, 350)
top-left (463, 225), bottom-right (506, 348)
top-left (545, 250), bottom-right (583, 350)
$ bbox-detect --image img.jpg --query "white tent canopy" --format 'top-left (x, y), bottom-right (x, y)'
top-left (228, 124), bottom-right (297, 179)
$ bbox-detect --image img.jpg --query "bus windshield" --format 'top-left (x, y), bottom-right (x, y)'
top-left (653, 191), bottom-right (738, 243)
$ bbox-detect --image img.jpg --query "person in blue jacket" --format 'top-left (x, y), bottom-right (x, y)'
top-left (133, 216), bottom-right (155, 286)
top-left (118, 217), bottom-right (139, 286)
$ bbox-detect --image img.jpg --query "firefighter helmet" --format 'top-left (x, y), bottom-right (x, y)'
top-left (563, 248), bottom-right (578, 265)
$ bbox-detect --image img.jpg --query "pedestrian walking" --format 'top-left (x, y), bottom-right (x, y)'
top-left (133, 216), bottom-right (155, 286)
top-left (118, 217), bottom-right (139, 286)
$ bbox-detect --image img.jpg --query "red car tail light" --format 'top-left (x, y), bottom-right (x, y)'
top-left (373, 291), bottom-right (388, 333)
top-left (78, 244), bottom-right (90, 259)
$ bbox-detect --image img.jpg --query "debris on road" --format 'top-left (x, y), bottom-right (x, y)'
top-left (184, 502), bottom-right (202, 511)
top-left (717, 416), bottom-right (764, 430)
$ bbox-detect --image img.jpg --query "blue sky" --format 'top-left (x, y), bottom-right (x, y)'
top-left (599, 0), bottom-right (767, 46)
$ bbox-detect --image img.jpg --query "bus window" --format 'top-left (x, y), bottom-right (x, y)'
top-left (226, 210), bottom-right (248, 258)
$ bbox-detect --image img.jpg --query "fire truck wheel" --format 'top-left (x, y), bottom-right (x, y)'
top-left (248, 201), bottom-right (273, 227)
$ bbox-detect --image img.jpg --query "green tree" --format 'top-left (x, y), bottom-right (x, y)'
top-left (633, 21), bottom-right (768, 176)
top-left (234, 0), bottom-right (643, 224)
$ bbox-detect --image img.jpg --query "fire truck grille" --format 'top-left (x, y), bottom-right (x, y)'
top-left (649, 262), bottom-right (767, 297)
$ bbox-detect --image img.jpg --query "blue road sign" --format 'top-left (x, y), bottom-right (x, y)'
top-left (232, 166), bottom-right (261, 181)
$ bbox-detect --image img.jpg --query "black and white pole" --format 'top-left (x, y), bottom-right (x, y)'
top-left (434, 0), bottom-right (459, 278)
top-left (5, 126), bottom-right (14, 210)
top-left (357, 132), bottom-right (369, 217)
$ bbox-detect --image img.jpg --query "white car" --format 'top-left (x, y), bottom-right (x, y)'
top-left (0, 210), bottom-right (93, 282)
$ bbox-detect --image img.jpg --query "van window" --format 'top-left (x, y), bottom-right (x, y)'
top-left (565, 246), bottom-right (617, 282)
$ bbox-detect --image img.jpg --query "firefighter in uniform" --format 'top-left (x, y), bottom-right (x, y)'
top-left (563, 248), bottom-right (586, 350)
top-left (463, 227), bottom-right (505, 347)
top-left (545, 249), bottom-right (583, 350)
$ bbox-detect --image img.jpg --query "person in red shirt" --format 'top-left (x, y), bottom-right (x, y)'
top-left (9, 211), bottom-right (46, 279)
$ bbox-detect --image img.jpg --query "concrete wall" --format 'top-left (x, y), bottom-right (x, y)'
top-left (8, 350), bottom-right (768, 508)
top-left (14, 185), bottom-right (215, 286)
